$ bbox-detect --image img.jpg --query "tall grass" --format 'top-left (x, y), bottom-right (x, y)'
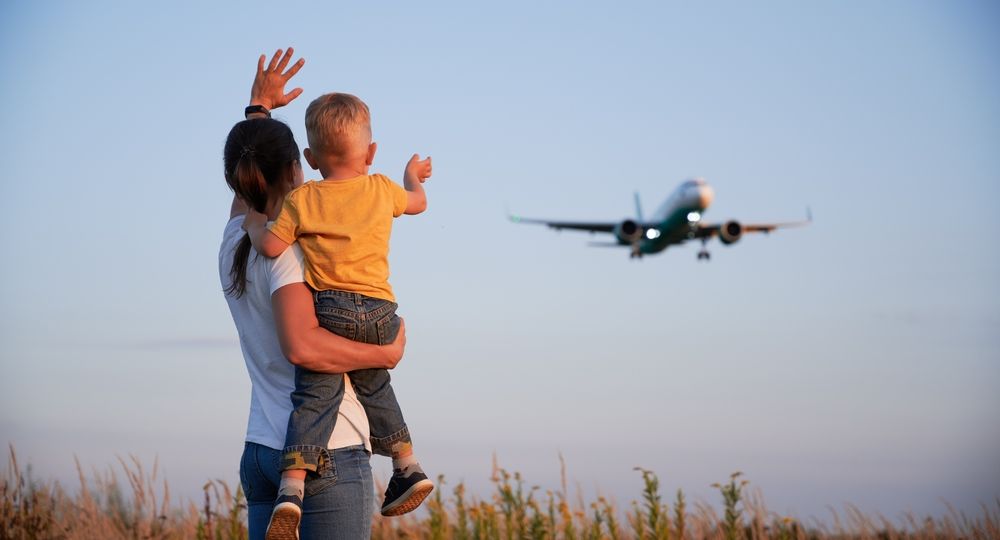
top-left (3, 445), bottom-right (998, 539)
top-left (1, 444), bottom-right (245, 539)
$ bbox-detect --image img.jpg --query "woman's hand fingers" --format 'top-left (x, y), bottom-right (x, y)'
top-left (281, 87), bottom-right (304, 106)
top-left (250, 48), bottom-right (305, 111)
top-left (266, 48), bottom-right (282, 72)
top-left (275, 47), bottom-right (294, 74)
top-left (283, 57), bottom-right (305, 81)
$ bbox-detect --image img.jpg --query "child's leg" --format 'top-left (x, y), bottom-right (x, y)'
top-left (347, 367), bottom-right (411, 458)
top-left (280, 290), bottom-right (367, 475)
top-left (346, 300), bottom-right (411, 456)
top-left (267, 468), bottom-right (306, 540)
top-left (348, 365), bottom-right (432, 516)
top-left (282, 365), bottom-right (348, 475)
top-left (267, 367), bottom-right (346, 539)
top-left (350, 299), bottom-right (434, 516)
top-left (267, 294), bottom-right (357, 539)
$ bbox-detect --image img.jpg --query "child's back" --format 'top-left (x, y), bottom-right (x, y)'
top-left (268, 173), bottom-right (407, 302)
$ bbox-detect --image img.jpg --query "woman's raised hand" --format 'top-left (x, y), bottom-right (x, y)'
top-left (250, 48), bottom-right (305, 111)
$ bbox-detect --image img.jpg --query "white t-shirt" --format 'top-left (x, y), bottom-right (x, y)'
top-left (219, 215), bottom-right (370, 452)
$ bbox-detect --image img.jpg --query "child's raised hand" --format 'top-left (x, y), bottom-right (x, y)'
top-left (402, 155), bottom-right (430, 214)
top-left (405, 154), bottom-right (432, 184)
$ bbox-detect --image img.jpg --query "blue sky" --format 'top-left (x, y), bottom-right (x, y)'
top-left (1, 0), bottom-right (998, 520)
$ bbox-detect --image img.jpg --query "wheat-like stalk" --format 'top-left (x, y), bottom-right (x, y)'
top-left (2, 446), bottom-right (996, 540)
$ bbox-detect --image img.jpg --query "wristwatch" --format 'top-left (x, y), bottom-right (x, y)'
top-left (245, 105), bottom-right (271, 118)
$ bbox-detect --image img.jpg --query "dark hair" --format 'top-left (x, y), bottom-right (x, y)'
top-left (223, 118), bottom-right (300, 297)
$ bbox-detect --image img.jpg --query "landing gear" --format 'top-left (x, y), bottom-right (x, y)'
top-left (630, 244), bottom-right (643, 259)
top-left (697, 238), bottom-right (710, 261)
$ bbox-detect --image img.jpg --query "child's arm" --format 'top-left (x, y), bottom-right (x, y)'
top-left (242, 209), bottom-right (292, 258)
top-left (403, 154), bottom-right (431, 215)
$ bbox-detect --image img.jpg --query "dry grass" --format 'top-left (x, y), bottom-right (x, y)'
top-left (1, 444), bottom-right (243, 539)
top-left (2, 445), bottom-right (997, 539)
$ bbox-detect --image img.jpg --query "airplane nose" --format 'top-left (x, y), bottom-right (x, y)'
top-left (699, 185), bottom-right (714, 208)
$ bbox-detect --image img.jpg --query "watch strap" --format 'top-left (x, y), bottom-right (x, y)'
top-left (245, 104), bottom-right (271, 118)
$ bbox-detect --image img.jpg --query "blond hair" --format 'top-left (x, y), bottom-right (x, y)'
top-left (304, 93), bottom-right (372, 159)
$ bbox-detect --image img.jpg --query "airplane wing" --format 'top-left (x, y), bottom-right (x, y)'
top-left (508, 215), bottom-right (617, 233)
top-left (694, 209), bottom-right (812, 238)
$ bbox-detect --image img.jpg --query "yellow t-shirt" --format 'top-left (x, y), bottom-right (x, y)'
top-left (267, 174), bottom-right (408, 302)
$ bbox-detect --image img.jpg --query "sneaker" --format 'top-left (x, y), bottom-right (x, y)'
top-left (265, 493), bottom-right (302, 540)
top-left (380, 464), bottom-right (434, 516)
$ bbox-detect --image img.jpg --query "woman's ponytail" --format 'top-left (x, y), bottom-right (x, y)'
top-left (233, 148), bottom-right (269, 212)
top-left (223, 118), bottom-right (301, 298)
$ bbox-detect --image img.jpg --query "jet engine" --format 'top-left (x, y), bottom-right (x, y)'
top-left (613, 219), bottom-right (644, 244)
top-left (718, 220), bottom-right (743, 245)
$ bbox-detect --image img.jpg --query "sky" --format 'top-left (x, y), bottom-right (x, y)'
top-left (1, 0), bottom-right (998, 523)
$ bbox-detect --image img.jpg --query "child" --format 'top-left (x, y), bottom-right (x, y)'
top-left (243, 92), bottom-right (433, 538)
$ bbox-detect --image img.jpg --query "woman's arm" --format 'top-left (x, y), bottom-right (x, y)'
top-left (272, 282), bottom-right (405, 372)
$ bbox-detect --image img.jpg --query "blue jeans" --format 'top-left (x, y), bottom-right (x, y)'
top-left (240, 441), bottom-right (373, 540)
top-left (284, 290), bottom-right (412, 473)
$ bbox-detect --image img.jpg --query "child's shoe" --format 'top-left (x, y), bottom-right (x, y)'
top-left (265, 493), bottom-right (303, 540)
top-left (380, 463), bottom-right (434, 516)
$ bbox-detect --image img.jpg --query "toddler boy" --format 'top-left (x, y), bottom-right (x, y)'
top-left (244, 92), bottom-right (433, 538)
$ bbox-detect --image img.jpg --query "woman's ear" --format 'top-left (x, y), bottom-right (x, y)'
top-left (303, 148), bottom-right (320, 170)
top-left (366, 142), bottom-right (377, 166)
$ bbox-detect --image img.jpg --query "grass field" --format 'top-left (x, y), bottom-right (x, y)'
top-left (2, 446), bottom-right (997, 539)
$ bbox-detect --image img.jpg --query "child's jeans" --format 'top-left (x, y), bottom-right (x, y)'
top-left (282, 290), bottom-right (412, 474)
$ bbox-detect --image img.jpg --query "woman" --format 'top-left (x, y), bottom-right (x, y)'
top-left (219, 48), bottom-right (400, 539)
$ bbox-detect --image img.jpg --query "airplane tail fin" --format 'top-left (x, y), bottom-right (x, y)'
top-left (634, 191), bottom-right (643, 221)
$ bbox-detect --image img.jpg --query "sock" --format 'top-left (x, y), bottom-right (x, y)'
top-left (278, 475), bottom-right (305, 501)
top-left (390, 442), bottom-right (418, 470)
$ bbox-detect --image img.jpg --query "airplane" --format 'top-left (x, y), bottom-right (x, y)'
top-left (509, 178), bottom-right (810, 260)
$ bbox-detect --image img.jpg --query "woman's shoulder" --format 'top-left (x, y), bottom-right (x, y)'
top-left (224, 213), bottom-right (245, 234)
top-left (220, 215), bottom-right (246, 256)
top-left (265, 243), bottom-right (307, 294)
